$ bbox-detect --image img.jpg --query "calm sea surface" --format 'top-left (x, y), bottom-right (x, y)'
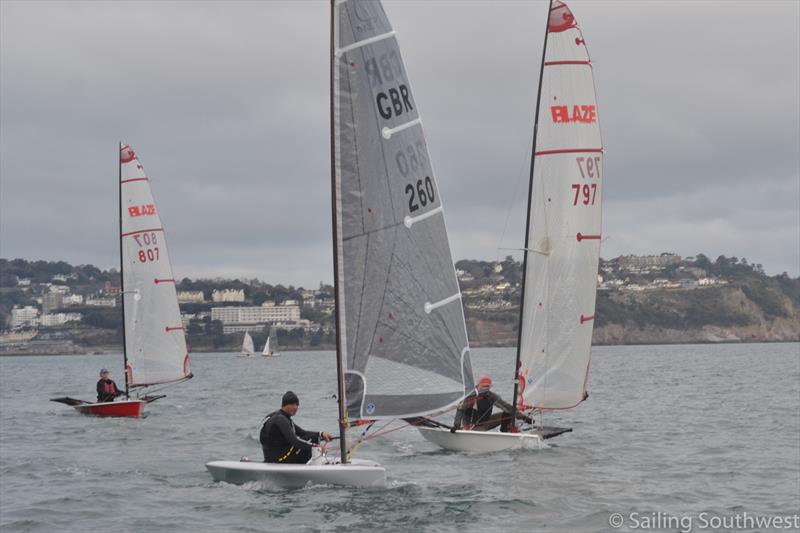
top-left (1, 344), bottom-right (798, 532)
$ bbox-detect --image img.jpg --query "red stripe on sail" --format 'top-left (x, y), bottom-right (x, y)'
top-left (576, 233), bottom-right (601, 242)
top-left (544, 61), bottom-right (591, 67)
top-left (121, 228), bottom-right (164, 238)
top-left (536, 148), bottom-right (603, 156)
top-left (154, 278), bottom-right (175, 284)
top-left (165, 326), bottom-right (184, 332)
top-left (580, 314), bottom-right (595, 324)
top-left (121, 177), bottom-right (149, 184)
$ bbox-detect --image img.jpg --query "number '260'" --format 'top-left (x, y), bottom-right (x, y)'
top-left (405, 177), bottom-right (435, 213)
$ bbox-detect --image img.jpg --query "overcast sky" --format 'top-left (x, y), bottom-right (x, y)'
top-left (1, 0), bottom-right (798, 287)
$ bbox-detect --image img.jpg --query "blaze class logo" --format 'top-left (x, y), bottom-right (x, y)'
top-left (128, 204), bottom-right (156, 217)
top-left (551, 104), bottom-right (597, 124)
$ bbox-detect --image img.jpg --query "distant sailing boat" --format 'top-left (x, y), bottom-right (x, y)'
top-left (206, 0), bottom-right (473, 487)
top-left (418, 0), bottom-right (603, 452)
top-left (51, 143), bottom-right (193, 417)
top-left (239, 331), bottom-right (255, 357)
top-left (261, 335), bottom-right (271, 356)
top-left (261, 329), bottom-right (280, 357)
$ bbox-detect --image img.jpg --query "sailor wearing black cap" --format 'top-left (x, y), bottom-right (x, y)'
top-left (259, 391), bottom-right (334, 464)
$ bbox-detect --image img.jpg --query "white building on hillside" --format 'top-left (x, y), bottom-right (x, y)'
top-left (211, 301), bottom-right (301, 325)
top-left (39, 313), bottom-right (82, 327)
top-left (63, 294), bottom-right (84, 305)
top-left (177, 290), bottom-right (205, 303)
top-left (86, 297), bottom-right (116, 307)
top-left (212, 289), bottom-right (245, 302)
top-left (698, 277), bottom-right (727, 286)
top-left (11, 306), bottom-right (39, 329)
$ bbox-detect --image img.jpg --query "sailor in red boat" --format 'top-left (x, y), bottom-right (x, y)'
top-left (451, 376), bottom-right (532, 433)
top-left (259, 391), bottom-right (333, 464)
top-left (96, 368), bottom-right (125, 403)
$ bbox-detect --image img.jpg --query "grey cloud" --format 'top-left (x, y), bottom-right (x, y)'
top-left (1, 0), bottom-right (798, 286)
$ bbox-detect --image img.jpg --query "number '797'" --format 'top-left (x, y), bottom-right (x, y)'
top-left (571, 156), bottom-right (601, 206)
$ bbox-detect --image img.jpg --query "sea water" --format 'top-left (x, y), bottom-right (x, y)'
top-left (1, 343), bottom-right (798, 532)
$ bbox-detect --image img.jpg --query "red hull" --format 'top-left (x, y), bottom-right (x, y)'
top-left (74, 400), bottom-right (145, 418)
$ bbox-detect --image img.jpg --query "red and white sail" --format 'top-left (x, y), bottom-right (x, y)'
top-left (120, 144), bottom-right (191, 387)
top-left (519, 1), bottom-right (603, 410)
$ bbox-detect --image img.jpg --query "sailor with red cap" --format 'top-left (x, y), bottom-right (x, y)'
top-left (451, 375), bottom-right (532, 433)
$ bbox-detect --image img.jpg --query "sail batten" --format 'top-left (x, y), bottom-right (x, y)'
top-left (119, 144), bottom-right (191, 388)
top-left (333, 0), bottom-right (474, 420)
top-left (518, 0), bottom-right (603, 410)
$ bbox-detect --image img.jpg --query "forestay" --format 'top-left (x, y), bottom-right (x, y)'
top-left (518, 1), bottom-right (603, 409)
top-left (120, 144), bottom-right (191, 387)
top-left (333, 0), bottom-right (473, 420)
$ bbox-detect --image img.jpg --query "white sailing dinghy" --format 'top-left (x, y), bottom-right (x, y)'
top-left (51, 143), bottom-right (193, 417)
top-left (261, 329), bottom-right (280, 356)
top-left (206, 0), bottom-right (474, 487)
top-left (238, 331), bottom-right (255, 357)
top-left (418, 0), bottom-right (604, 452)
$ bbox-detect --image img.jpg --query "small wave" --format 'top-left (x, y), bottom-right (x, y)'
top-left (55, 465), bottom-right (93, 477)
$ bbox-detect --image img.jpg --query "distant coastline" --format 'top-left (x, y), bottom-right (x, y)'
top-left (2, 339), bottom-right (799, 357)
top-left (2, 254), bottom-right (798, 356)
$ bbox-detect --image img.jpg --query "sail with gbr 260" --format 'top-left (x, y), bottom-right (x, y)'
top-left (333, 0), bottom-right (475, 423)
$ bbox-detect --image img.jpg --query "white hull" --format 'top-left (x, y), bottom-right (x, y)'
top-left (206, 459), bottom-right (385, 488)
top-left (417, 426), bottom-right (544, 453)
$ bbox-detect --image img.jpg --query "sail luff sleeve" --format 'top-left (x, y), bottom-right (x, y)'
top-left (331, 0), bottom-right (350, 460)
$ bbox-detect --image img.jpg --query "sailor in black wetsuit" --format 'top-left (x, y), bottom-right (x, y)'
top-left (96, 368), bottom-right (124, 402)
top-left (260, 391), bottom-right (333, 464)
top-left (452, 376), bottom-right (532, 433)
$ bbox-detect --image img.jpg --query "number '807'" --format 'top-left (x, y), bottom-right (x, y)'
top-left (133, 232), bottom-right (160, 263)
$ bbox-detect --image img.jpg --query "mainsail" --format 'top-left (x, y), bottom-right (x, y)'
top-left (517, 1), bottom-right (603, 410)
top-left (119, 143), bottom-right (191, 387)
top-left (262, 335), bottom-right (271, 356)
top-left (332, 0), bottom-right (474, 420)
top-left (242, 332), bottom-right (255, 356)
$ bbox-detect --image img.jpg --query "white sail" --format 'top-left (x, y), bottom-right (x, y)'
top-left (241, 332), bottom-right (255, 356)
top-left (518, 1), bottom-right (603, 410)
top-left (120, 144), bottom-right (191, 387)
top-left (333, 0), bottom-right (474, 420)
top-left (262, 336), bottom-right (271, 356)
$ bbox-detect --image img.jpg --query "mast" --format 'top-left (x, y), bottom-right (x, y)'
top-left (118, 142), bottom-right (130, 399)
top-left (510, 0), bottom-right (553, 427)
top-left (329, 0), bottom-right (348, 462)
